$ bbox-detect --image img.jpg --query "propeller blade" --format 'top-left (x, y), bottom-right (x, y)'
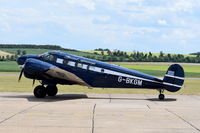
top-left (32, 79), bottom-right (36, 86)
top-left (18, 68), bottom-right (24, 82)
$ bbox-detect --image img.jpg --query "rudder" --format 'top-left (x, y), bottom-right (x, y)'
top-left (163, 64), bottom-right (185, 92)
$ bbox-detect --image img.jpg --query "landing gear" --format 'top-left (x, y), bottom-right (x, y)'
top-left (158, 89), bottom-right (165, 100)
top-left (34, 85), bottom-right (46, 98)
top-left (33, 85), bottom-right (58, 98)
top-left (159, 94), bottom-right (165, 100)
top-left (46, 85), bottom-right (58, 96)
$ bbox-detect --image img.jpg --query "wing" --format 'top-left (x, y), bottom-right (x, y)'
top-left (45, 67), bottom-right (89, 86)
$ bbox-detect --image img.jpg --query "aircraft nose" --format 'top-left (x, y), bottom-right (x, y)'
top-left (17, 56), bottom-right (27, 65)
top-left (17, 55), bottom-right (39, 65)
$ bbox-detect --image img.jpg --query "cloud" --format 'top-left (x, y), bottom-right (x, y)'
top-left (0, 0), bottom-right (200, 53)
top-left (0, 23), bottom-right (11, 32)
top-left (158, 19), bottom-right (168, 26)
top-left (65, 0), bottom-right (96, 10)
top-left (170, 0), bottom-right (196, 13)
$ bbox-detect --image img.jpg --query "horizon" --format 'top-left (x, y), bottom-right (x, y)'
top-left (0, 44), bottom-right (197, 55)
top-left (0, 0), bottom-right (200, 54)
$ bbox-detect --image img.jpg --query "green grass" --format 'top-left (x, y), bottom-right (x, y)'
top-left (117, 64), bottom-right (200, 78)
top-left (0, 61), bottom-right (20, 72)
top-left (0, 72), bottom-right (199, 94)
top-left (1, 61), bottom-right (200, 78)
top-left (120, 64), bottom-right (200, 73)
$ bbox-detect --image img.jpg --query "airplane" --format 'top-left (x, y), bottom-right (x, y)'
top-left (17, 51), bottom-right (185, 100)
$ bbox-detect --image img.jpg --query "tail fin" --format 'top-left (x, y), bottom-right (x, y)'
top-left (163, 64), bottom-right (185, 92)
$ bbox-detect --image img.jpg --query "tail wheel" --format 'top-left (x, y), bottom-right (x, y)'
top-left (34, 85), bottom-right (46, 98)
top-left (158, 89), bottom-right (165, 100)
top-left (46, 85), bottom-right (58, 96)
top-left (159, 94), bottom-right (165, 100)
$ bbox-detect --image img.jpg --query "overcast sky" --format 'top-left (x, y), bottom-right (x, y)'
top-left (0, 0), bottom-right (200, 54)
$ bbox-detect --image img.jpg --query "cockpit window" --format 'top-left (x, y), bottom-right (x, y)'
top-left (40, 53), bottom-right (57, 62)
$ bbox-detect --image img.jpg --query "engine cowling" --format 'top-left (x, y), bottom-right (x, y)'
top-left (23, 58), bottom-right (55, 80)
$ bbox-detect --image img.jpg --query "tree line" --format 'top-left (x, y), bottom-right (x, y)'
top-left (0, 45), bottom-right (199, 63)
top-left (0, 44), bottom-right (77, 51)
top-left (84, 49), bottom-right (200, 63)
top-left (0, 50), bottom-right (26, 61)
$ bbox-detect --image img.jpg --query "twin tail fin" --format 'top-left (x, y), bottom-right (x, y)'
top-left (163, 64), bottom-right (185, 92)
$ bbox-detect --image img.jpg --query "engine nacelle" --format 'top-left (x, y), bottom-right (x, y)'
top-left (23, 58), bottom-right (55, 80)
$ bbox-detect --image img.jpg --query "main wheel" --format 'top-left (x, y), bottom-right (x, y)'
top-left (46, 85), bottom-right (58, 96)
top-left (34, 85), bottom-right (46, 98)
top-left (159, 94), bottom-right (165, 100)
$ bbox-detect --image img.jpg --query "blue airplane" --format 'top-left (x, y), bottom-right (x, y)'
top-left (17, 51), bottom-right (185, 100)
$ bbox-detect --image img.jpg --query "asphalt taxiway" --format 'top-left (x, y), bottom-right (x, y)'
top-left (0, 92), bottom-right (200, 133)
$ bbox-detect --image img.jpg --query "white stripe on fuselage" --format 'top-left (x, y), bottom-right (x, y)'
top-left (90, 67), bottom-right (163, 85)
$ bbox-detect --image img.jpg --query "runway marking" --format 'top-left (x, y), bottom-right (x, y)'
top-left (108, 94), bottom-right (112, 103)
top-left (165, 108), bottom-right (200, 132)
top-left (92, 104), bottom-right (96, 133)
top-left (0, 103), bottom-right (43, 125)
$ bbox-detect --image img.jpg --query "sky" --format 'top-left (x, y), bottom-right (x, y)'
top-left (0, 0), bottom-right (200, 54)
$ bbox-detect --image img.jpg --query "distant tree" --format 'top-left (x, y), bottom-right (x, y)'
top-left (17, 50), bottom-right (21, 55)
top-left (10, 55), bottom-right (15, 61)
top-left (101, 51), bottom-right (104, 55)
top-left (93, 52), bottom-right (98, 55)
top-left (22, 50), bottom-right (27, 55)
top-left (159, 51), bottom-right (164, 58)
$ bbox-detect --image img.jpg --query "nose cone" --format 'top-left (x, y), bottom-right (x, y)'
top-left (17, 55), bottom-right (27, 65)
top-left (17, 55), bottom-right (39, 65)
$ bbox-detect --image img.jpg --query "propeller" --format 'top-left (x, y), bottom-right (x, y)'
top-left (18, 68), bottom-right (24, 82)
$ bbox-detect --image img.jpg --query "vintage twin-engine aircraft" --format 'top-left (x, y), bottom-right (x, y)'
top-left (17, 51), bottom-right (185, 100)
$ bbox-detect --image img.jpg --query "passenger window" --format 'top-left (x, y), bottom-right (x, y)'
top-left (68, 61), bottom-right (76, 67)
top-left (77, 63), bottom-right (83, 68)
top-left (77, 63), bottom-right (88, 70)
top-left (89, 66), bottom-right (96, 71)
top-left (89, 66), bottom-right (102, 72)
top-left (82, 64), bottom-right (88, 69)
top-left (63, 59), bottom-right (68, 65)
top-left (56, 58), bottom-right (63, 64)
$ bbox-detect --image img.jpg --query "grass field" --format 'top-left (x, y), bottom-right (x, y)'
top-left (0, 61), bottom-right (19, 72)
top-left (1, 61), bottom-right (200, 78)
top-left (0, 50), bottom-right (13, 56)
top-left (0, 72), bottom-right (199, 94)
top-left (116, 63), bottom-right (200, 78)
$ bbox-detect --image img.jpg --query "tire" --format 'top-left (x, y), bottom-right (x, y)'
top-left (46, 85), bottom-right (58, 96)
top-left (159, 94), bottom-right (165, 100)
top-left (34, 85), bottom-right (46, 98)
